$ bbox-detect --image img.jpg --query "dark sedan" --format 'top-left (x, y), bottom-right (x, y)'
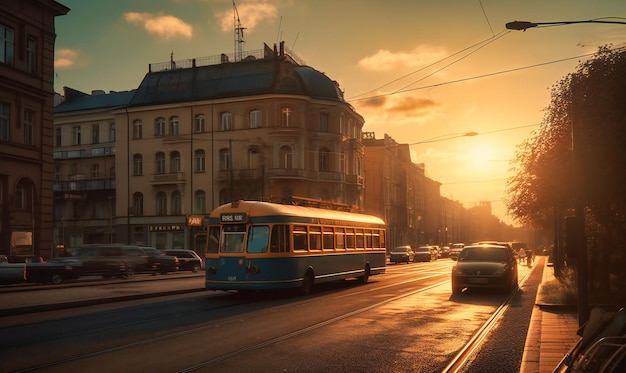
top-left (142, 248), bottom-right (179, 274)
top-left (25, 261), bottom-right (80, 285)
top-left (451, 244), bottom-right (518, 294)
top-left (414, 246), bottom-right (434, 262)
top-left (389, 246), bottom-right (414, 264)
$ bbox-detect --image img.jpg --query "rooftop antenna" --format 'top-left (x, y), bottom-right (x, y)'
top-left (233, 0), bottom-right (246, 62)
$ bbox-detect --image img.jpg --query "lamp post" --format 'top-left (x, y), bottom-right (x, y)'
top-left (506, 18), bottom-right (626, 31)
top-left (504, 18), bottom-right (626, 326)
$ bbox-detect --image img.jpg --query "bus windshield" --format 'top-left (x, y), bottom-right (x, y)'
top-left (221, 224), bottom-right (246, 253)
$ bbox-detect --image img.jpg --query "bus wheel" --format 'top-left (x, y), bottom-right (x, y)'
top-left (360, 265), bottom-right (370, 284)
top-left (301, 270), bottom-right (314, 296)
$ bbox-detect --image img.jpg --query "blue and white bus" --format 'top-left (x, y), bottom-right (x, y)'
top-left (204, 200), bottom-right (386, 294)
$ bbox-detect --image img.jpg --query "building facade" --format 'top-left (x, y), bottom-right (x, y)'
top-left (54, 43), bottom-right (366, 253)
top-left (0, 0), bottom-right (69, 259)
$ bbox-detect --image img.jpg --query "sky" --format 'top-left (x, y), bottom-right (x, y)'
top-left (52, 0), bottom-right (626, 226)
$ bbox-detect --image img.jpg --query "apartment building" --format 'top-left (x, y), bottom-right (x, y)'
top-left (54, 42), bottom-right (367, 252)
top-left (0, 0), bottom-right (69, 259)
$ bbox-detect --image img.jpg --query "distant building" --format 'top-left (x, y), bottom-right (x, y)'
top-left (0, 0), bottom-right (69, 259)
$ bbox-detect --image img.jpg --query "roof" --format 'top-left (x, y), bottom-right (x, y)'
top-left (55, 89), bottom-right (135, 113)
top-left (129, 58), bottom-right (345, 107)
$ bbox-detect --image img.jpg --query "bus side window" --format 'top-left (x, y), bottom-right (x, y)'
top-left (323, 227), bottom-right (334, 250)
top-left (248, 225), bottom-right (269, 253)
top-left (270, 224), bottom-right (290, 253)
top-left (355, 229), bottom-right (364, 249)
top-left (293, 225), bottom-right (308, 251)
top-left (207, 226), bottom-right (220, 253)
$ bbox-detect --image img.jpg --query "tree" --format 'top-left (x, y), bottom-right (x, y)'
top-left (507, 46), bottom-right (626, 303)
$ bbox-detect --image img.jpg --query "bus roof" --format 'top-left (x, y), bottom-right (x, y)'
top-left (208, 200), bottom-right (386, 226)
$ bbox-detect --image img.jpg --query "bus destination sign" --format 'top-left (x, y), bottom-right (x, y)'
top-left (220, 213), bottom-right (247, 223)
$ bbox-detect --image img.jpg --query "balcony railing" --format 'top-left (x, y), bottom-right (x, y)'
top-left (150, 172), bottom-right (186, 185)
top-left (53, 178), bottom-right (116, 192)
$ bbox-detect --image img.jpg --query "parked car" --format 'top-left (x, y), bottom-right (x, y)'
top-left (449, 243), bottom-right (465, 260)
top-left (163, 249), bottom-right (203, 272)
top-left (440, 246), bottom-right (450, 258)
top-left (25, 261), bottom-right (80, 285)
top-left (50, 244), bottom-right (150, 279)
top-left (389, 246), bottom-right (414, 264)
top-left (142, 248), bottom-right (179, 274)
top-left (451, 244), bottom-right (518, 294)
top-left (414, 246), bottom-right (435, 262)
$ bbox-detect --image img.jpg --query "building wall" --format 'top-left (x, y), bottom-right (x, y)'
top-left (0, 0), bottom-right (69, 259)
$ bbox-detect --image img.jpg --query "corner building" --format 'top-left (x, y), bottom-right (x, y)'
top-left (112, 43), bottom-right (366, 251)
top-left (0, 0), bottom-right (68, 259)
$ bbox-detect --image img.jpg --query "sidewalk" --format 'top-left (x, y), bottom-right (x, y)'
top-left (520, 259), bottom-right (580, 373)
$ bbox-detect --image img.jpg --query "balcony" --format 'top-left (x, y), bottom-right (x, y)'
top-left (150, 172), bottom-right (186, 185)
top-left (345, 174), bottom-right (364, 186)
top-left (53, 178), bottom-right (116, 192)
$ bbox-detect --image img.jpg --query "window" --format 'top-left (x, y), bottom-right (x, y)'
top-left (309, 226), bottom-right (321, 250)
top-left (155, 152), bottom-right (166, 174)
top-left (319, 147), bottom-right (331, 172)
top-left (219, 148), bottom-right (230, 171)
top-left (24, 109), bottom-right (34, 145)
top-left (195, 149), bottom-right (205, 172)
top-left (156, 191), bottom-right (167, 215)
top-left (170, 151), bottom-right (181, 172)
top-left (132, 192), bottom-right (143, 215)
top-left (194, 114), bottom-right (205, 133)
top-left (323, 227), bottom-right (334, 250)
top-left (1, 24), bottom-right (15, 66)
top-left (194, 190), bottom-right (206, 213)
top-left (92, 124), bottom-right (99, 144)
top-left (248, 225), bottom-right (270, 253)
top-left (72, 126), bottom-right (81, 145)
top-left (270, 225), bottom-right (290, 253)
top-left (15, 180), bottom-right (33, 210)
top-left (54, 165), bottom-right (62, 181)
top-left (133, 154), bottom-right (143, 176)
top-left (319, 113), bottom-right (329, 132)
top-left (169, 116), bottom-right (179, 135)
top-left (293, 225), bottom-right (308, 251)
top-left (220, 112), bottom-right (232, 131)
top-left (132, 120), bottom-right (142, 139)
top-left (110, 166), bottom-right (115, 179)
top-left (279, 145), bottom-right (293, 169)
top-left (55, 127), bottom-right (61, 147)
top-left (109, 122), bottom-right (115, 142)
top-left (27, 36), bottom-right (37, 74)
top-left (171, 191), bottom-right (182, 215)
top-left (0, 102), bottom-right (8, 141)
top-left (91, 164), bottom-right (99, 178)
top-left (155, 117), bottom-right (166, 137)
top-left (281, 107), bottom-right (292, 127)
top-left (335, 228), bottom-right (345, 250)
top-left (248, 147), bottom-right (259, 169)
top-left (250, 109), bottom-right (261, 128)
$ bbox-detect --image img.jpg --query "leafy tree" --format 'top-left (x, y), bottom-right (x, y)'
top-left (507, 46), bottom-right (626, 303)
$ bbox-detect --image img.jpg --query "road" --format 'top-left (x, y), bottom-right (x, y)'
top-left (0, 259), bottom-right (540, 372)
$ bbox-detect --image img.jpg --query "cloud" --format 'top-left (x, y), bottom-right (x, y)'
top-left (357, 94), bottom-right (439, 116)
top-left (357, 45), bottom-right (447, 72)
top-left (124, 12), bottom-right (193, 40)
top-left (55, 49), bottom-right (78, 68)
top-left (216, 2), bottom-right (278, 33)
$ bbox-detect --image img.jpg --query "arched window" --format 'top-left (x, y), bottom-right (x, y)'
top-left (155, 117), bottom-right (166, 137)
top-left (155, 152), bottom-right (166, 174)
top-left (194, 114), bottom-right (205, 133)
top-left (170, 151), bottom-right (181, 172)
top-left (319, 147), bottom-right (331, 172)
top-left (250, 109), bottom-right (261, 128)
top-left (195, 149), bottom-right (205, 172)
top-left (194, 190), bottom-right (206, 213)
top-left (133, 154), bottom-right (143, 176)
top-left (171, 191), bottom-right (182, 215)
top-left (156, 191), bottom-right (167, 215)
top-left (132, 119), bottom-right (142, 139)
top-left (220, 112), bottom-right (232, 131)
top-left (169, 116), bottom-right (179, 135)
top-left (248, 147), bottom-right (259, 169)
top-left (132, 192), bottom-right (144, 215)
top-left (15, 179), bottom-right (34, 210)
top-left (279, 145), bottom-right (293, 169)
top-left (219, 148), bottom-right (230, 170)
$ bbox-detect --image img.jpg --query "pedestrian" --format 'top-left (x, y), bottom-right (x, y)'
top-left (526, 248), bottom-right (534, 266)
top-left (518, 247), bottom-right (526, 265)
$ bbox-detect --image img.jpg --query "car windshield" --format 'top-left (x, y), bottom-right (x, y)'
top-left (392, 247), bottom-right (409, 253)
top-left (458, 247), bottom-right (507, 262)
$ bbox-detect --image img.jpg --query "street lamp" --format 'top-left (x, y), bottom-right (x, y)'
top-left (506, 18), bottom-right (626, 31)
top-left (409, 131), bottom-right (478, 146)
